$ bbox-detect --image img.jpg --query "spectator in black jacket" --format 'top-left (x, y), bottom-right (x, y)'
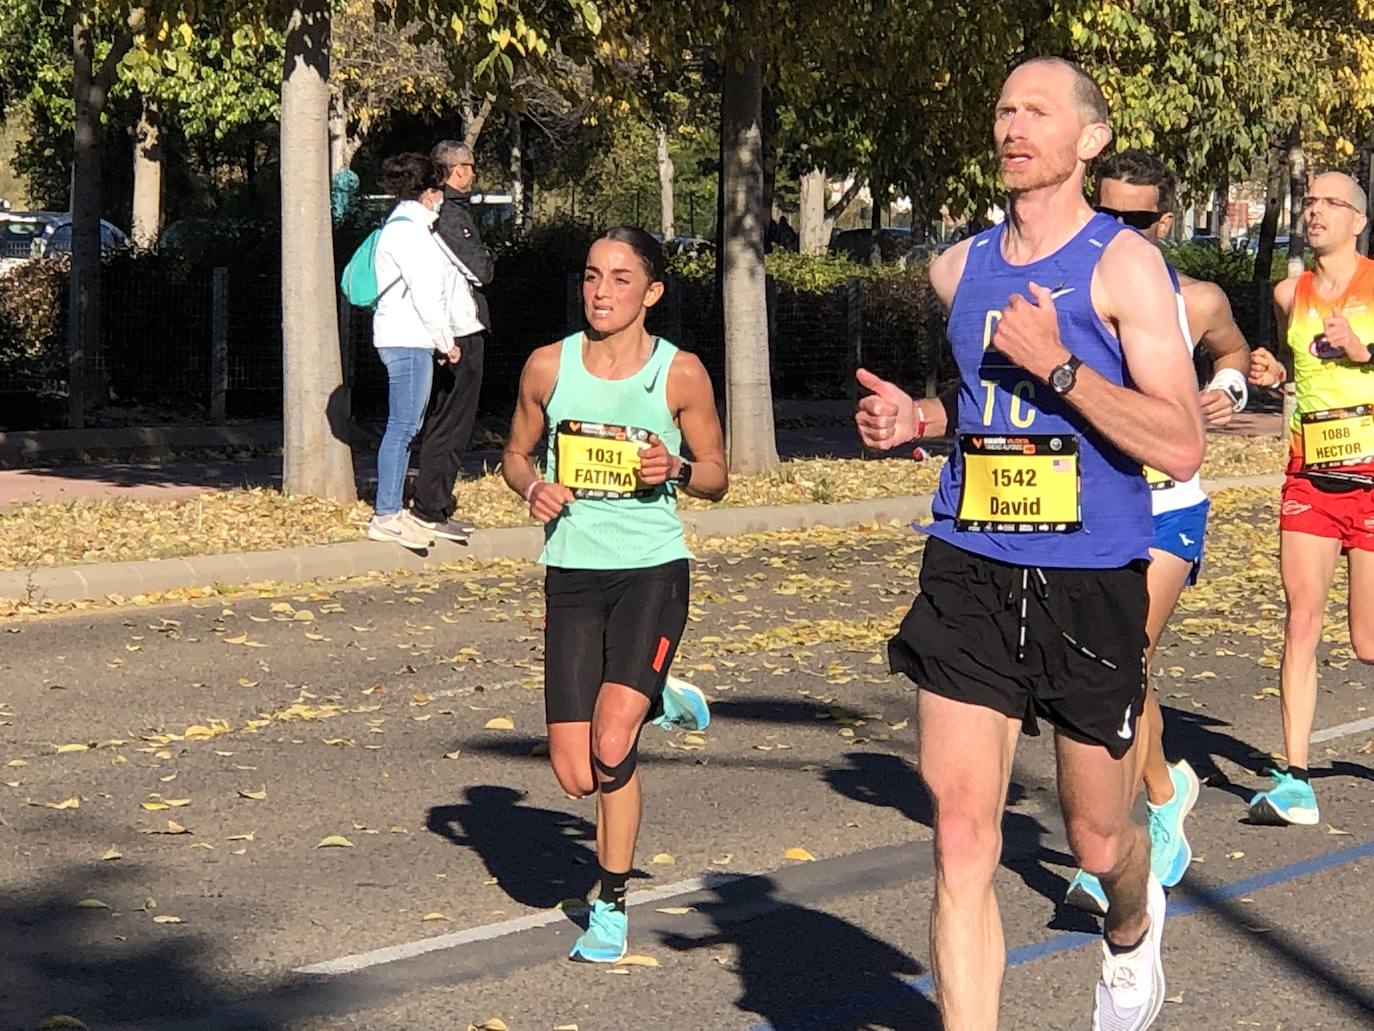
top-left (409, 139), bottom-right (495, 541)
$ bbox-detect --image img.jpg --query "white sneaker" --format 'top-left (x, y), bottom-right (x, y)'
top-left (1093, 874), bottom-right (1166, 1031)
top-left (367, 512), bottom-right (431, 551)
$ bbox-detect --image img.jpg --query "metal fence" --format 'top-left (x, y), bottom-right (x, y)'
top-left (0, 260), bottom-right (1276, 432)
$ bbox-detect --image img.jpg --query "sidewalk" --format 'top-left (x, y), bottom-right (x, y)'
top-left (0, 407), bottom-right (1283, 510)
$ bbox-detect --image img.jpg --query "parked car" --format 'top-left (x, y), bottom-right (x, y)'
top-left (829, 227), bottom-right (929, 266)
top-left (651, 234), bottom-right (714, 257)
top-left (0, 211), bottom-right (130, 274)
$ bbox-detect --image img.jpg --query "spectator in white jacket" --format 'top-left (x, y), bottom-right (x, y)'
top-left (366, 153), bottom-right (479, 550)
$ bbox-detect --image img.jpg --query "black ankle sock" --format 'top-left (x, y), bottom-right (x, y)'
top-left (598, 866), bottom-right (630, 911)
top-left (1286, 765), bottom-right (1310, 782)
top-left (1105, 927), bottom-right (1148, 956)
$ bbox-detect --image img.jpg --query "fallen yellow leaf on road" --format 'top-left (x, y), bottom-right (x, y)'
top-left (784, 847), bottom-right (816, 861)
top-left (467, 1020), bottom-right (508, 1031)
top-left (54, 743), bottom-right (90, 754)
top-left (654, 906), bottom-right (695, 915)
top-left (651, 853), bottom-right (675, 864)
top-left (36, 796), bottom-right (81, 810)
top-left (101, 846), bottom-right (122, 861)
top-left (152, 914), bottom-right (183, 924)
top-left (316, 835), bottom-right (355, 848)
top-left (38, 1017), bottom-right (89, 1030)
top-left (616, 954), bottom-right (660, 967)
top-left (227, 832), bottom-right (255, 842)
top-left (6, 759), bottom-right (27, 767)
top-left (237, 787), bottom-right (268, 801)
top-left (422, 912), bottom-right (450, 922)
top-left (484, 717), bottom-right (514, 730)
top-left (75, 898), bottom-right (109, 909)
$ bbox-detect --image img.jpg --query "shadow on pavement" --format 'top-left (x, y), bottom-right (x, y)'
top-left (0, 859), bottom-right (293, 1030)
top-left (658, 872), bottom-right (936, 1031)
top-left (824, 751), bottom-right (1097, 934)
top-left (426, 784), bottom-right (602, 909)
top-left (1162, 706), bottom-right (1283, 800)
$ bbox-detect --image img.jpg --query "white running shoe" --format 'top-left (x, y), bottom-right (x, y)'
top-left (1093, 874), bottom-right (1166, 1031)
top-left (367, 512), bottom-right (431, 551)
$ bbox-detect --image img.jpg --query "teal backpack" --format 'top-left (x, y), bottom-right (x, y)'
top-left (340, 214), bottom-right (411, 308)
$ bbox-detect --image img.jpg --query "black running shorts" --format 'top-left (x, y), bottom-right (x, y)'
top-left (543, 559), bottom-right (690, 724)
top-left (889, 536), bottom-right (1148, 760)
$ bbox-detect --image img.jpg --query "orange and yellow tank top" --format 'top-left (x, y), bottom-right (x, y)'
top-left (1285, 258), bottom-right (1374, 475)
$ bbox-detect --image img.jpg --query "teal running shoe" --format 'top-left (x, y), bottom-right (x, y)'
top-left (1148, 759), bottom-right (1200, 887)
top-left (1248, 769), bottom-right (1319, 826)
top-left (568, 899), bottom-right (628, 963)
top-left (651, 675), bottom-right (710, 732)
top-left (1065, 869), bottom-right (1108, 916)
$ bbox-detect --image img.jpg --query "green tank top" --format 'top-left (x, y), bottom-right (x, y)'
top-left (539, 333), bottom-right (693, 570)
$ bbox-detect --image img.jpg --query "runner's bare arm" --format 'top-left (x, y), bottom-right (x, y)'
top-left (927, 238), bottom-right (973, 314)
top-left (1250, 277), bottom-right (1297, 387)
top-left (661, 351), bottom-right (727, 501)
top-left (1185, 279), bottom-right (1251, 426)
top-left (992, 230), bottom-right (1204, 481)
top-left (502, 343), bottom-right (575, 523)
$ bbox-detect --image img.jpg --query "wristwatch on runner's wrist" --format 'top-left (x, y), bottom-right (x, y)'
top-left (671, 459), bottom-right (693, 488)
top-left (1049, 355), bottom-right (1083, 396)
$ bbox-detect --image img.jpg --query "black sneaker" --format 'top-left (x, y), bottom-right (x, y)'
top-left (410, 514), bottom-right (471, 543)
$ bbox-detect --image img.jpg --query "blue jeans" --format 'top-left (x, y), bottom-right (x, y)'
top-left (374, 347), bottom-right (434, 516)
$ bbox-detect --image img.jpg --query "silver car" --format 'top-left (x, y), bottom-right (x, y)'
top-left (0, 211), bottom-right (131, 275)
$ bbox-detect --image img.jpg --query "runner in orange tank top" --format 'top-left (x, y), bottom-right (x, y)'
top-left (1247, 170), bottom-right (1374, 827)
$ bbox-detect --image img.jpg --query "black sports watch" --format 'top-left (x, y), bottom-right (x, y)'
top-left (671, 459), bottom-right (693, 489)
top-left (1049, 354), bottom-right (1083, 396)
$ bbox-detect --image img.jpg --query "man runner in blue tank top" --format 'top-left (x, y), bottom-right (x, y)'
top-left (856, 59), bottom-right (1204, 1031)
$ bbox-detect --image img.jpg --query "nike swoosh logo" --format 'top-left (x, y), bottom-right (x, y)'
top-left (1050, 287), bottom-right (1076, 300)
top-left (644, 367), bottom-right (662, 393)
top-left (1117, 703), bottom-right (1134, 741)
top-left (1180, 534), bottom-right (1195, 546)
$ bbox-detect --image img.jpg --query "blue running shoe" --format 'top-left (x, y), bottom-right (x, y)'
top-left (568, 899), bottom-right (628, 963)
top-left (1065, 869), bottom-right (1108, 916)
top-left (1148, 759), bottom-right (1200, 887)
top-left (651, 675), bottom-right (710, 732)
top-left (1248, 769), bottom-right (1319, 826)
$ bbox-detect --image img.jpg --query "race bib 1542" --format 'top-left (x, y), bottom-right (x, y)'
top-left (957, 433), bottom-right (1081, 533)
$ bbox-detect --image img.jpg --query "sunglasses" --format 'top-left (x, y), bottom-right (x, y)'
top-left (1094, 205), bottom-right (1166, 231)
top-left (1301, 195), bottom-right (1360, 213)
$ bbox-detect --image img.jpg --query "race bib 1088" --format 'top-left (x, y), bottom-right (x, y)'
top-left (1300, 405), bottom-right (1374, 470)
top-left (957, 433), bottom-right (1082, 533)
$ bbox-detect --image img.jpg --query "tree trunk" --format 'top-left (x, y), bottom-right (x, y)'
top-left (1285, 123), bottom-right (1306, 273)
top-left (720, 52), bottom-right (778, 474)
top-left (1360, 145), bottom-right (1374, 256)
top-left (520, 123), bottom-right (534, 227)
top-left (130, 98), bottom-right (161, 249)
top-left (869, 184), bottom-right (883, 266)
top-left (798, 168), bottom-right (828, 256)
top-left (462, 92), bottom-right (495, 150)
top-left (655, 123), bottom-right (675, 241)
top-left (1215, 173), bottom-right (1231, 249)
top-left (509, 113), bottom-right (524, 230)
top-left (1253, 145), bottom-right (1288, 351)
top-left (281, 0), bottom-right (355, 503)
top-left (327, 89), bottom-right (347, 175)
top-left (68, 14), bottom-right (126, 426)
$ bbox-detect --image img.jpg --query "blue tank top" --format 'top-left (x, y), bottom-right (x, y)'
top-left (925, 213), bottom-right (1153, 568)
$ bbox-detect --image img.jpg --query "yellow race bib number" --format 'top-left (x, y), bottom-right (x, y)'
top-left (957, 434), bottom-right (1081, 533)
top-left (1301, 405), bottom-right (1374, 470)
top-left (1143, 465), bottom-right (1175, 492)
top-left (554, 420), bottom-right (654, 499)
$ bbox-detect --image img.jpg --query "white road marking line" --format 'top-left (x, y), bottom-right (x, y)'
top-left (293, 872), bottom-right (744, 976)
top-left (1311, 713), bottom-right (1374, 744)
top-left (294, 714), bottom-right (1374, 978)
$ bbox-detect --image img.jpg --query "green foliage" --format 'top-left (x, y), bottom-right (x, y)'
top-left (1161, 240), bottom-right (1307, 285)
top-left (668, 249), bottom-right (920, 295)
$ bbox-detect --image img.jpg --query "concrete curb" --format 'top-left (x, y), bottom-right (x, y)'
top-left (0, 422), bottom-right (283, 465)
top-left (0, 474), bottom-right (1285, 606)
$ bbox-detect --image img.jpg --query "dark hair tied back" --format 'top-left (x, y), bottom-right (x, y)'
top-left (599, 225), bottom-right (666, 283)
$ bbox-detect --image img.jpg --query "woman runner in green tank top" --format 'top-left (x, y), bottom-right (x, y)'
top-left (503, 227), bottom-right (727, 963)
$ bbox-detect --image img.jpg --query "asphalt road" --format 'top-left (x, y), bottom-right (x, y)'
top-left (1, 486), bottom-right (1370, 1031)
